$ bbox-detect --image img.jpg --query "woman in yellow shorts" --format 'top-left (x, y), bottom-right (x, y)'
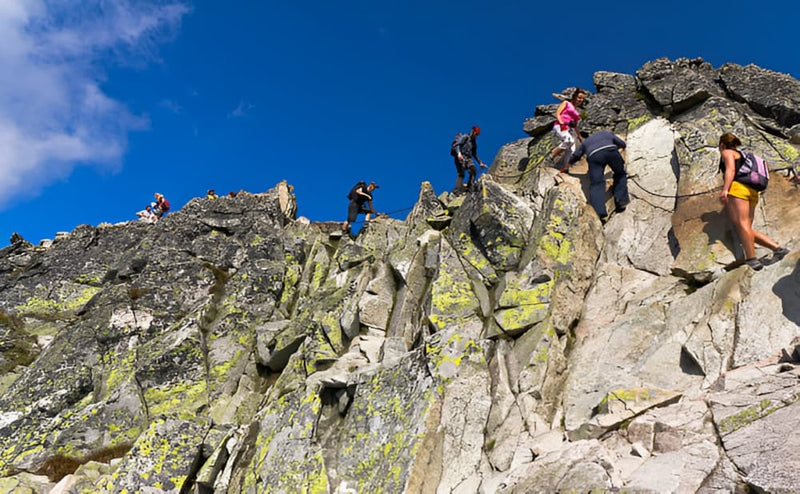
top-left (718, 132), bottom-right (789, 270)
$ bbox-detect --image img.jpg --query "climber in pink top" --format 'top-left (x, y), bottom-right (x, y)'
top-left (550, 88), bottom-right (588, 172)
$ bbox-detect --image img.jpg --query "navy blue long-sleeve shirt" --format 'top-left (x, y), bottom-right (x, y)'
top-left (569, 131), bottom-right (626, 164)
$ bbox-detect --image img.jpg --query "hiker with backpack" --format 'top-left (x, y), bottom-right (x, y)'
top-left (568, 130), bottom-right (630, 222)
top-left (550, 88), bottom-right (588, 173)
top-left (451, 126), bottom-right (487, 194)
top-left (718, 132), bottom-right (788, 270)
top-left (153, 193), bottom-right (171, 218)
top-left (343, 181), bottom-right (378, 233)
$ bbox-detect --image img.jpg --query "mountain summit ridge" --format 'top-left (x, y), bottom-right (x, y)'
top-left (1, 57), bottom-right (799, 493)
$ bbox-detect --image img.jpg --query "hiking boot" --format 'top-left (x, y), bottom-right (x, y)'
top-left (615, 200), bottom-right (630, 213)
top-left (745, 258), bottom-right (764, 271)
top-left (772, 247), bottom-right (790, 261)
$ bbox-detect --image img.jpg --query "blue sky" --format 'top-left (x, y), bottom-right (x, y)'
top-left (1, 1), bottom-right (798, 245)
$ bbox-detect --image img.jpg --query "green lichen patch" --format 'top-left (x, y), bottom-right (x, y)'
top-left (278, 253), bottom-right (302, 311)
top-left (717, 399), bottom-right (783, 435)
top-left (303, 325), bottom-right (340, 375)
top-left (103, 349), bottom-right (138, 397)
top-left (72, 274), bottom-right (103, 286)
top-left (595, 387), bottom-right (680, 418)
top-left (537, 197), bottom-right (576, 266)
top-left (429, 267), bottom-right (478, 331)
top-left (143, 380), bottom-right (208, 420)
top-left (451, 232), bottom-right (497, 284)
top-left (499, 278), bottom-right (554, 308)
top-left (104, 417), bottom-right (209, 492)
top-left (52, 400), bottom-right (144, 459)
top-left (627, 114), bottom-right (651, 132)
top-left (269, 348), bottom-right (309, 399)
top-left (244, 387), bottom-right (326, 492)
top-left (336, 352), bottom-right (437, 492)
top-left (15, 283), bottom-right (101, 320)
top-left (133, 329), bottom-right (207, 411)
top-left (470, 196), bottom-right (529, 271)
top-left (495, 304), bottom-right (548, 334)
top-left (425, 332), bottom-right (487, 383)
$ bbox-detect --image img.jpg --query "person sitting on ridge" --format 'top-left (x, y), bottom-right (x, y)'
top-left (206, 189), bottom-right (218, 200)
top-left (550, 88), bottom-right (587, 172)
top-left (136, 204), bottom-right (158, 223)
top-left (568, 130), bottom-right (630, 221)
top-left (343, 181), bottom-right (378, 234)
top-left (452, 125), bottom-right (487, 194)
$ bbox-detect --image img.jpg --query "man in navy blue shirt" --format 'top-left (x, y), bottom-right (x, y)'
top-left (569, 130), bottom-right (630, 220)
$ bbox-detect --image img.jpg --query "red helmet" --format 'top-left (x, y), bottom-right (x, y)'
top-left (472, 125), bottom-right (481, 136)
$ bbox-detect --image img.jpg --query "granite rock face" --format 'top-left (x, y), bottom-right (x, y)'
top-left (1, 59), bottom-right (799, 493)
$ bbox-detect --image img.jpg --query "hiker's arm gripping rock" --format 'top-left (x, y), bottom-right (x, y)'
top-left (569, 143), bottom-right (586, 165)
top-left (471, 138), bottom-right (485, 168)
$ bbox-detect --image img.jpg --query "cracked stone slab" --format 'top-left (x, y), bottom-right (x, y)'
top-left (707, 364), bottom-right (800, 493)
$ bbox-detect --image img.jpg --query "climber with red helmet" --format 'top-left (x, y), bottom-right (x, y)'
top-left (450, 125), bottom-right (487, 194)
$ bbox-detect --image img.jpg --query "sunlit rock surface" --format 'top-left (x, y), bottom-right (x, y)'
top-left (1, 59), bottom-right (799, 492)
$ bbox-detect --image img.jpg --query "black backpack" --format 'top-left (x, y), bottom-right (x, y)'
top-left (347, 181), bottom-right (366, 200)
top-left (450, 133), bottom-right (466, 157)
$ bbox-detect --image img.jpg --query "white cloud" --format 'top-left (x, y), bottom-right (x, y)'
top-left (229, 100), bottom-right (254, 118)
top-left (159, 98), bottom-right (183, 114)
top-left (0, 0), bottom-right (190, 208)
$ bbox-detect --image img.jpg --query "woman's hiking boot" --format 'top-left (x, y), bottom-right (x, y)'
top-left (772, 247), bottom-right (790, 261)
top-left (745, 258), bottom-right (764, 271)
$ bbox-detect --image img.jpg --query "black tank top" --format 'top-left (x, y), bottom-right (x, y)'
top-left (718, 150), bottom-right (743, 174)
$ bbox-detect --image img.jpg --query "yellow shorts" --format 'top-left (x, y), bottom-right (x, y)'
top-left (728, 181), bottom-right (759, 206)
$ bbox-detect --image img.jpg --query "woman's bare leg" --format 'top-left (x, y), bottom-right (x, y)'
top-left (749, 205), bottom-right (781, 250)
top-left (726, 197), bottom-right (756, 259)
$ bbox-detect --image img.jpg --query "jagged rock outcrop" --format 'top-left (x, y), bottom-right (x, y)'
top-left (1, 58), bottom-right (799, 493)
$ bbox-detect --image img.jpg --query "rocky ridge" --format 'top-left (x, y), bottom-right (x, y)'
top-left (0, 57), bottom-right (799, 493)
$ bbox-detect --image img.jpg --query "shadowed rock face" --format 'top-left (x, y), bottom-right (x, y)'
top-left (1, 60), bottom-right (799, 493)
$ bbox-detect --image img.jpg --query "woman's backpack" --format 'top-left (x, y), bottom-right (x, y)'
top-left (736, 150), bottom-right (770, 191)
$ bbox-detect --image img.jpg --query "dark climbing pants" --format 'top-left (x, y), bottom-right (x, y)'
top-left (347, 200), bottom-right (370, 223)
top-left (587, 148), bottom-right (629, 218)
top-left (454, 156), bottom-right (477, 191)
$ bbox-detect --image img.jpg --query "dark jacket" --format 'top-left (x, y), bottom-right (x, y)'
top-left (352, 186), bottom-right (372, 205)
top-left (455, 134), bottom-right (480, 162)
top-left (569, 131), bottom-right (626, 164)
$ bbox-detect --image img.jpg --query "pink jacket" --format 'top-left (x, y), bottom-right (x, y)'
top-left (558, 101), bottom-right (580, 124)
